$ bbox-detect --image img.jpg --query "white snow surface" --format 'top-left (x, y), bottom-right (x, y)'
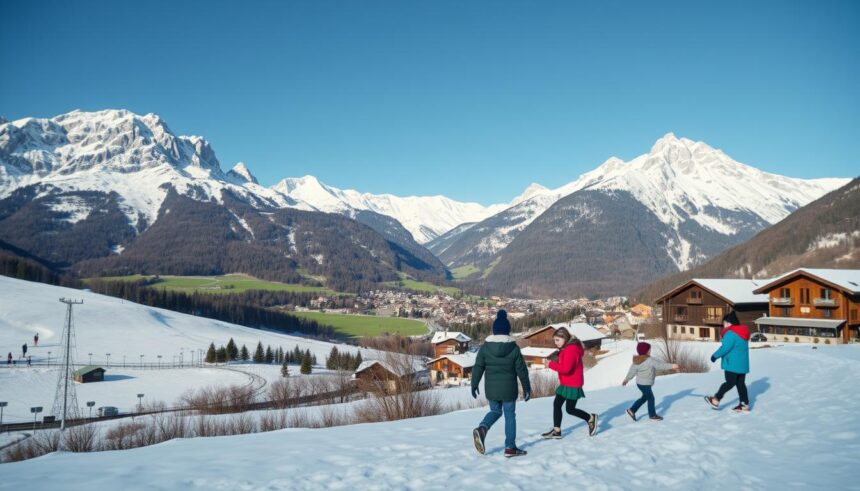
top-left (4, 342), bottom-right (859, 489)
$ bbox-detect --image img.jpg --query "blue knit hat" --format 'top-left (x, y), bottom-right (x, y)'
top-left (492, 310), bottom-right (511, 335)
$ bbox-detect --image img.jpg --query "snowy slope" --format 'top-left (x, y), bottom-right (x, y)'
top-left (4, 343), bottom-right (858, 489)
top-left (272, 175), bottom-right (507, 243)
top-left (439, 133), bottom-right (849, 270)
top-left (0, 276), bottom-right (365, 372)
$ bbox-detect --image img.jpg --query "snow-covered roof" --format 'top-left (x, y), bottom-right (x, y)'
top-left (693, 279), bottom-right (770, 304)
top-left (520, 347), bottom-right (557, 358)
top-left (355, 357), bottom-right (427, 377)
top-left (427, 352), bottom-right (477, 369)
top-left (754, 316), bottom-right (845, 329)
top-left (547, 322), bottom-right (606, 342)
top-left (431, 331), bottom-right (471, 344)
top-left (754, 269), bottom-right (860, 294)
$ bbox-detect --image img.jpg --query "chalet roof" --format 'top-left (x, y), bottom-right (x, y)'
top-left (73, 365), bottom-right (105, 376)
top-left (656, 278), bottom-right (770, 305)
top-left (427, 352), bottom-right (478, 369)
top-left (431, 331), bottom-right (472, 344)
top-left (520, 347), bottom-right (557, 358)
top-left (754, 316), bottom-right (845, 329)
top-left (753, 269), bottom-right (860, 295)
top-left (354, 357), bottom-right (426, 377)
top-left (519, 322), bottom-right (606, 342)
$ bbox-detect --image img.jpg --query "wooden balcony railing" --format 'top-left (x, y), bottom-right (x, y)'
top-left (771, 297), bottom-right (793, 306)
top-left (686, 297), bottom-right (703, 305)
top-left (813, 298), bottom-right (837, 308)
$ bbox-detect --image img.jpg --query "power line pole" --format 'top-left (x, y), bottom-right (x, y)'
top-left (53, 298), bottom-right (83, 431)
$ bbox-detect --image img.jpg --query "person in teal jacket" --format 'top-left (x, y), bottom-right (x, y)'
top-left (705, 311), bottom-right (751, 412)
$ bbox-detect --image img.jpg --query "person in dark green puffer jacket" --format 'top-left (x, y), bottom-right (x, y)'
top-left (471, 310), bottom-right (531, 458)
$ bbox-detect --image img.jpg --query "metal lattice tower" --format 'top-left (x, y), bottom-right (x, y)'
top-left (53, 298), bottom-right (83, 430)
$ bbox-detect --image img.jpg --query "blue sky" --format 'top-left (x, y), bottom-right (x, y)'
top-left (1, 0), bottom-right (858, 204)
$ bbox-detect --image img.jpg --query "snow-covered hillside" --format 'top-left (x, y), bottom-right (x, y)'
top-left (4, 343), bottom-right (858, 489)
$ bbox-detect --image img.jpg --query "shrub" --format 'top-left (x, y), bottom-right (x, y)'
top-left (63, 423), bottom-right (99, 452)
top-left (825, 339), bottom-right (831, 345)
top-left (654, 337), bottom-right (709, 373)
top-left (814, 337), bottom-right (820, 344)
top-left (794, 337), bottom-right (800, 343)
top-left (529, 370), bottom-right (558, 399)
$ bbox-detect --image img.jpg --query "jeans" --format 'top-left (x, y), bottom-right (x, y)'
top-left (553, 394), bottom-right (591, 427)
top-left (715, 371), bottom-right (749, 405)
top-left (630, 384), bottom-right (656, 417)
top-left (479, 400), bottom-right (517, 449)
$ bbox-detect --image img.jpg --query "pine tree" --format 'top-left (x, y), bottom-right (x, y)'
top-left (278, 347), bottom-right (284, 364)
top-left (326, 346), bottom-right (339, 370)
top-left (239, 344), bottom-right (250, 361)
top-left (281, 357), bottom-right (290, 378)
top-left (205, 342), bottom-right (217, 363)
top-left (265, 345), bottom-right (274, 364)
top-left (216, 346), bottom-right (228, 363)
top-left (293, 345), bottom-right (302, 364)
top-left (300, 351), bottom-right (312, 374)
top-left (253, 342), bottom-right (265, 363)
top-left (226, 338), bottom-right (238, 361)
top-left (353, 351), bottom-right (363, 370)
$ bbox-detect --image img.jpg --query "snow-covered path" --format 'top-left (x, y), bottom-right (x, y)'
top-left (4, 344), bottom-right (859, 490)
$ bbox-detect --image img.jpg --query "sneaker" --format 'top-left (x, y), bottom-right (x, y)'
top-left (732, 403), bottom-right (751, 413)
top-left (541, 428), bottom-right (562, 439)
top-left (587, 413), bottom-right (598, 436)
top-left (626, 408), bottom-right (636, 421)
top-left (704, 396), bottom-right (720, 409)
top-left (504, 447), bottom-right (527, 458)
top-left (472, 426), bottom-right (487, 455)
top-left (649, 415), bottom-right (664, 421)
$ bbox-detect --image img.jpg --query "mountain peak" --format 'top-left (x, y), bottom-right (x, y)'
top-left (511, 182), bottom-right (550, 205)
top-left (228, 162), bottom-right (259, 184)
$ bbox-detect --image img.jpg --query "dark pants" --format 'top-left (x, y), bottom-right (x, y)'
top-left (630, 384), bottom-right (656, 417)
top-left (553, 395), bottom-right (590, 427)
top-left (715, 371), bottom-right (748, 405)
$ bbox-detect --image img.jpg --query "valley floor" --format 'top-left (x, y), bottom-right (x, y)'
top-left (4, 344), bottom-right (859, 490)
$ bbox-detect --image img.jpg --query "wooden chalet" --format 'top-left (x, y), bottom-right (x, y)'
top-left (427, 352), bottom-right (477, 385)
top-left (430, 331), bottom-right (472, 357)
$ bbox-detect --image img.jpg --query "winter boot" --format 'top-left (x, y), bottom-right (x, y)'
top-left (732, 403), bottom-right (751, 413)
top-left (504, 447), bottom-right (527, 458)
top-left (541, 428), bottom-right (562, 439)
top-left (626, 408), bottom-right (636, 421)
top-left (649, 415), bottom-right (664, 421)
top-left (472, 426), bottom-right (487, 455)
top-left (587, 413), bottom-right (598, 436)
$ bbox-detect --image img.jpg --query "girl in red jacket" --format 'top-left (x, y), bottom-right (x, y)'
top-left (542, 327), bottom-right (598, 439)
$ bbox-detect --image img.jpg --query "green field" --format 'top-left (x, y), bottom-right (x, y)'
top-left (88, 274), bottom-right (346, 295)
top-left (481, 257), bottom-right (503, 279)
top-left (450, 264), bottom-right (481, 280)
top-left (383, 273), bottom-right (461, 296)
top-left (291, 311), bottom-right (428, 337)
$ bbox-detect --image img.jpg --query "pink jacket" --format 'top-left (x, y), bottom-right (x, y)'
top-left (548, 343), bottom-right (585, 388)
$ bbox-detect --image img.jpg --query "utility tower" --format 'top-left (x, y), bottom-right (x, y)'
top-left (53, 298), bottom-right (83, 431)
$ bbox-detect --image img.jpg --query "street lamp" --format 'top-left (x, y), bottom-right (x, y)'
top-left (106, 353), bottom-right (111, 368)
top-left (139, 354), bottom-right (144, 368)
top-left (86, 401), bottom-right (95, 419)
top-left (30, 406), bottom-right (43, 433)
top-left (88, 353), bottom-right (93, 365)
top-left (0, 401), bottom-right (7, 429)
top-left (136, 394), bottom-right (144, 412)
top-left (157, 355), bottom-right (162, 368)
top-left (47, 351), bottom-right (52, 364)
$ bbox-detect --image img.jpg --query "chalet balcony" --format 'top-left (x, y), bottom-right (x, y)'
top-left (813, 298), bottom-right (837, 308)
top-left (686, 298), bottom-right (703, 305)
top-left (702, 317), bottom-right (722, 326)
top-left (673, 315), bottom-right (688, 322)
top-left (771, 297), bottom-right (793, 306)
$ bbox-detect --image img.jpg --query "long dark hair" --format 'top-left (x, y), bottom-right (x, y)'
top-left (553, 327), bottom-right (583, 349)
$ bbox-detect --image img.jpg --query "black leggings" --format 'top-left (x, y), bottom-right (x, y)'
top-left (553, 394), bottom-right (590, 427)
top-left (715, 371), bottom-right (748, 405)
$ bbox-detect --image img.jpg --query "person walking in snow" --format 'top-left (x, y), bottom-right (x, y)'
top-left (471, 309), bottom-right (532, 458)
top-left (622, 342), bottom-right (679, 421)
top-left (21, 343), bottom-right (27, 359)
top-left (541, 327), bottom-right (599, 439)
top-left (33, 333), bottom-right (38, 346)
top-left (705, 311), bottom-right (751, 412)
top-left (27, 356), bottom-right (31, 367)
top-left (6, 352), bottom-right (11, 365)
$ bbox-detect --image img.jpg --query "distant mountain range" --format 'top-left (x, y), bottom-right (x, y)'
top-left (0, 109), bottom-right (851, 297)
top-left (633, 178), bottom-right (860, 303)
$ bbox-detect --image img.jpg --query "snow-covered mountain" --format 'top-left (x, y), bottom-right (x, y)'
top-left (272, 176), bottom-right (506, 243)
top-left (435, 133), bottom-right (849, 273)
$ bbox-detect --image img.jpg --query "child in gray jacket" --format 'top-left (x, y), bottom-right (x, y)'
top-left (622, 342), bottom-right (679, 421)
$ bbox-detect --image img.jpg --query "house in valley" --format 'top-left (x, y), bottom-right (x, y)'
top-left (427, 352), bottom-right (477, 385)
top-left (430, 331), bottom-right (472, 357)
top-left (353, 359), bottom-right (429, 392)
top-left (656, 279), bottom-right (770, 341)
top-left (752, 269), bottom-right (860, 344)
top-left (516, 322), bottom-right (606, 354)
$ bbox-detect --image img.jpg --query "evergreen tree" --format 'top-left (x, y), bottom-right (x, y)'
top-left (353, 351), bottom-right (363, 370)
top-left (300, 351), bottom-right (312, 374)
top-left (265, 345), bottom-right (274, 364)
top-left (278, 347), bottom-right (284, 364)
top-left (293, 345), bottom-right (302, 364)
top-left (312, 353), bottom-right (317, 366)
top-left (326, 346), bottom-right (339, 370)
top-left (239, 344), bottom-right (250, 361)
top-left (253, 341), bottom-right (265, 363)
top-left (281, 357), bottom-right (290, 378)
top-left (216, 345), bottom-right (228, 363)
top-left (205, 342), bottom-right (217, 363)
top-left (226, 338), bottom-right (238, 361)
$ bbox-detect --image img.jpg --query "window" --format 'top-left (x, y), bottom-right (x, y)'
top-left (823, 309), bottom-right (833, 318)
top-left (820, 288), bottom-right (833, 300)
top-left (780, 287), bottom-right (791, 298)
top-left (852, 310), bottom-right (858, 321)
top-left (706, 307), bottom-right (723, 319)
top-left (672, 326), bottom-right (677, 334)
top-left (800, 288), bottom-right (810, 304)
top-left (681, 327), bottom-right (686, 334)
top-left (689, 290), bottom-right (702, 299)
top-left (781, 307), bottom-right (790, 316)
